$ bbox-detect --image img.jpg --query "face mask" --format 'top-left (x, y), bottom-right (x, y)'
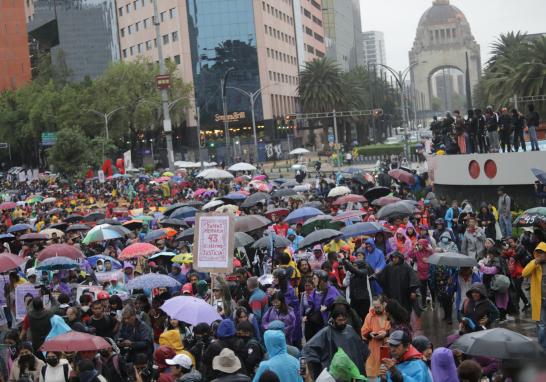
top-left (20, 354), bottom-right (33, 363)
top-left (441, 237), bottom-right (449, 243)
top-left (46, 358), bottom-right (59, 367)
top-left (334, 323), bottom-right (347, 331)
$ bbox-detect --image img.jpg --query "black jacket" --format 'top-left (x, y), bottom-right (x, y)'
top-left (27, 297), bottom-right (59, 352)
top-left (342, 259), bottom-right (369, 302)
top-left (377, 262), bottom-right (420, 312)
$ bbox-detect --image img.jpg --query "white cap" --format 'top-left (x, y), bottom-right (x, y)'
top-left (165, 354), bottom-right (192, 369)
top-left (26, 268), bottom-right (37, 277)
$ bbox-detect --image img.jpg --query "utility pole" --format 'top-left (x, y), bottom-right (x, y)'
top-left (221, 68), bottom-right (235, 164)
top-left (152, 0), bottom-right (175, 170)
top-left (196, 106), bottom-right (204, 169)
top-left (332, 109), bottom-right (340, 170)
top-left (399, 70), bottom-right (410, 160)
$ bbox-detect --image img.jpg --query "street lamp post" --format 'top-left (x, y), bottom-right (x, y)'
top-left (221, 68), bottom-right (235, 164)
top-left (375, 63), bottom-right (419, 163)
top-left (226, 84), bottom-right (277, 163)
top-left (152, 0), bottom-right (175, 170)
top-left (87, 107), bottom-right (124, 141)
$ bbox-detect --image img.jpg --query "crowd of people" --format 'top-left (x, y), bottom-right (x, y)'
top-left (0, 165), bottom-right (544, 382)
top-left (430, 103), bottom-right (541, 154)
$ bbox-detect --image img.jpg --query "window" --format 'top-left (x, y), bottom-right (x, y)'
top-left (160, 11), bottom-right (166, 22)
top-left (305, 27), bottom-right (312, 36)
top-left (262, 1), bottom-right (265, 11)
top-left (141, 0), bottom-right (145, 6)
top-left (163, 34), bottom-right (169, 44)
top-left (122, 49), bottom-right (127, 58)
top-left (129, 46), bottom-right (134, 55)
top-left (143, 18), bottom-right (148, 28)
top-left (126, 4), bottom-right (130, 13)
top-left (128, 25), bottom-right (132, 34)
top-left (440, 29), bottom-right (445, 39)
top-left (135, 21), bottom-right (140, 32)
top-left (137, 43), bottom-right (143, 53)
top-left (118, 7), bottom-right (123, 16)
top-left (314, 33), bottom-right (323, 43)
top-left (269, 71), bottom-right (272, 80)
top-left (120, 28), bottom-right (125, 37)
top-left (133, 1), bottom-right (137, 10)
top-left (172, 31), bottom-right (179, 42)
top-left (303, 9), bottom-right (311, 18)
top-left (174, 55), bottom-right (181, 65)
top-left (452, 28), bottom-right (456, 37)
top-left (266, 48), bottom-right (270, 57)
top-left (146, 40), bottom-right (152, 50)
top-left (169, 8), bottom-right (176, 18)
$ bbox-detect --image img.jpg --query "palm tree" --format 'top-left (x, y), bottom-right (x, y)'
top-left (298, 58), bottom-right (345, 112)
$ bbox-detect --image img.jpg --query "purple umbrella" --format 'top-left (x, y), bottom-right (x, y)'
top-left (126, 273), bottom-right (181, 290)
top-left (160, 296), bottom-right (222, 326)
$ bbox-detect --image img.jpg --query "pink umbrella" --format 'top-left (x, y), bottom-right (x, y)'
top-left (0, 253), bottom-right (25, 273)
top-left (388, 169), bottom-right (415, 185)
top-left (256, 183), bottom-right (271, 192)
top-left (37, 244), bottom-right (85, 261)
top-left (252, 175), bottom-right (267, 181)
top-left (0, 202), bottom-right (16, 211)
top-left (331, 210), bottom-right (366, 222)
top-left (372, 196), bottom-right (401, 207)
top-left (193, 188), bottom-right (207, 197)
top-left (154, 176), bottom-right (170, 183)
top-left (120, 242), bottom-right (159, 260)
top-left (40, 332), bottom-right (111, 352)
top-left (333, 194), bottom-right (367, 205)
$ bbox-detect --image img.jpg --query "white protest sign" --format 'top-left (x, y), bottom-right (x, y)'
top-left (15, 283), bottom-right (40, 320)
top-left (98, 170), bottom-right (105, 183)
top-left (95, 270), bottom-right (124, 285)
top-left (193, 213), bottom-right (234, 273)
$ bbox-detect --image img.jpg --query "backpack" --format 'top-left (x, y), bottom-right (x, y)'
top-left (42, 363), bottom-right (69, 382)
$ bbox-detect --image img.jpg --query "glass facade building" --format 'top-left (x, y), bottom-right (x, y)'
top-left (28, 0), bottom-right (120, 82)
top-left (186, 0), bottom-right (262, 132)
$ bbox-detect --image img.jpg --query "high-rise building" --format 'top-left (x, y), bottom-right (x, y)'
top-left (294, 0), bottom-right (326, 66)
top-left (322, 0), bottom-right (363, 71)
top-left (0, 0), bottom-right (32, 91)
top-left (27, 0), bottom-right (121, 82)
top-left (362, 31), bottom-right (387, 69)
top-left (116, 0), bottom-right (299, 159)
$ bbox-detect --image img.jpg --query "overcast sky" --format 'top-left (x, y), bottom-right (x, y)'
top-left (360, 0), bottom-right (546, 72)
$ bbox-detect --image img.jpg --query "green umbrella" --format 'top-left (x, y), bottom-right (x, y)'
top-left (301, 215), bottom-right (342, 236)
top-left (329, 348), bottom-right (366, 381)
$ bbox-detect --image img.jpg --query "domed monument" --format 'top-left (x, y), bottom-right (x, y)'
top-left (409, 0), bottom-right (481, 112)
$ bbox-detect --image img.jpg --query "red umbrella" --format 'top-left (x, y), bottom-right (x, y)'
top-left (36, 244), bottom-right (85, 261)
top-left (40, 332), bottom-right (111, 352)
top-left (119, 242), bottom-right (159, 260)
top-left (0, 253), bottom-right (25, 273)
top-left (331, 210), bottom-right (366, 222)
top-left (0, 202), bottom-right (17, 211)
top-left (372, 196), bottom-right (401, 207)
top-left (333, 194), bottom-right (367, 205)
top-left (265, 208), bottom-right (290, 219)
top-left (388, 169), bottom-right (415, 185)
top-left (19, 233), bottom-right (48, 241)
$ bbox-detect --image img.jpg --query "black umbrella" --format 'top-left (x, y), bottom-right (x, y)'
top-left (271, 189), bottom-right (298, 199)
top-left (64, 214), bottom-right (83, 223)
top-left (66, 224), bottom-right (91, 232)
top-left (175, 227), bottom-right (194, 242)
top-left (376, 201), bottom-right (416, 220)
top-left (235, 232), bottom-right (254, 247)
top-left (49, 222), bottom-right (69, 231)
top-left (182, 200), bottom-right (204, 208)
top-left (160, 218), bottom-right (188, 228)
top-left (240, 192), bottom-right (271, 208)
top-left (83, 212), bottom-right (106, 222)
top-left (96, 218), bottom-right (121, 225)
top-left (234, 215), bottom-right (271, 233)
top-left (163, 203), bottom-right (185, 217)
top-left (299, 229), bottom-right (343, 249)
top-left (280, 180), bottom-right (301, 189)
top-left (170, 206), bottom-right (198, 220)
top-left (451, 328), bottom-right (545, 360)
top-left (252, 235), bottom-right (292, 249)
top-left (364, 186), bottom-right (390, 201)
top-left (427, 252), bottom-right (477, 267)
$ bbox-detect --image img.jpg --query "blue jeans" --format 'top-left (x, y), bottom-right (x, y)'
top-left (528, 125), bottom-right (539, 151)
top-left (538, 299), bottom-right (546, 351)
top-left (499, 214), bottom-right (512, 237)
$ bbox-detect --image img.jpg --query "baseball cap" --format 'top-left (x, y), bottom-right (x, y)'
top-left (387, 330), bottom-right (410, 346)
top-left (165, 354), bottom-right (192, 369)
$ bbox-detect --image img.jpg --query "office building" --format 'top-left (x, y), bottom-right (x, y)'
top-left (362, 31), bottom-right (387, 69)
top-left (28, 0), bottom-right (121, 82)
top-left (294, 0), bottom-right (326, 65)
top-left (0, 0), bottom-right (32, 91)
top-left (116, 0), bottom-right (299, 159)
top-left (322, 0), bottom-right (363, 71)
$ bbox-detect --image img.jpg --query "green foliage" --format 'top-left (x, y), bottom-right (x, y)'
top-left (48, 128), bottom-right (91, 176)
top-left (480, 32), bottom-right (546, 106)
top-left (0, 59), bottom-right (192, 169)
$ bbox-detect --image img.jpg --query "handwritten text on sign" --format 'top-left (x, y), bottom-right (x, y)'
top-left (196, 215), bottom-right (231, 269)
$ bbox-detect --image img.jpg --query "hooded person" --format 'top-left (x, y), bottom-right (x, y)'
top-left (340, 256), bottom-right (372, 319)
top-left (302, 303), bottom-right (369, 380)
top-left (388, 228), bottom-right (412, 260)
top-left (286, 228), bottom-right (304, 253)
top-left (409, 239), bottom-right (434, 307)
top-left (154, 345), bottom-right (177, 382)
top-left (462, 283), bottom-right (500, 328)
top-left (264, 320), bottom-right (300, 359)
top-left (438, 231), bottom-right (458, 252)
top-left (430, 347), bottom-right (458, 382)
top-left (361, 296), bottom-right (391, 379)
top-left (316, 348), bottom-right (366, 382)
top-left (77, 359), bottom-right (106, 382)
top-left (252, 330), bottom-right (302, 382)
top-left (304, 270), bottom-right (341, 340)
top-left (376, 252), bottom-right (420, 313)
top-left (362, 238), bottom-right (386, 275)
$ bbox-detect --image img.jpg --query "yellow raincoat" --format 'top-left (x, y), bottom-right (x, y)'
top-left (522, 242), bottom-right (546, 321)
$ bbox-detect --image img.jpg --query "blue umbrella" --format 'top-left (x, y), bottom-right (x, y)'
top-left (341, 222), bottom-right (388, 239)
top-left (149, 251), bottom-right (176, 260)
top-left (7, 224), bottom-right (34, 233)
top-left (272, 178), bottom-right (288, 184)
top-left (285, 207), bottom-right (324, 224)
top-left (531, 168), bottom-right (546, 185)
top-left (222, 192), bottom-right (246, 201)
top-left (143, 229), bottom-right (168, 242)
top-left (86, 255), bottom-right (122, 269)
top-left (0, 233), bottom-right (15, 241)
top-left (126, 273), bottom-right (181, 290)
top-left (170, 206), bottom-right (198, 220)
top-left (37, 256), bottom-right (79, 271)
top-left (183, 217), bottom-right (195, 226)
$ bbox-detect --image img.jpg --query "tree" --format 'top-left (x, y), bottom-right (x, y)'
top-left (48, 128), bottom-right (92, 177)
top-left (298, 58), bottom-right (344, 112)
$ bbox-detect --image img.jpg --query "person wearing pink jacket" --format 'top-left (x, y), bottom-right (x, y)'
top-left (409, 239), bottom-right (434, 307)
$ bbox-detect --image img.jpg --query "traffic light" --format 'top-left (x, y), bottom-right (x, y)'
top-left (209, 142), bottom-right (215, 148)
